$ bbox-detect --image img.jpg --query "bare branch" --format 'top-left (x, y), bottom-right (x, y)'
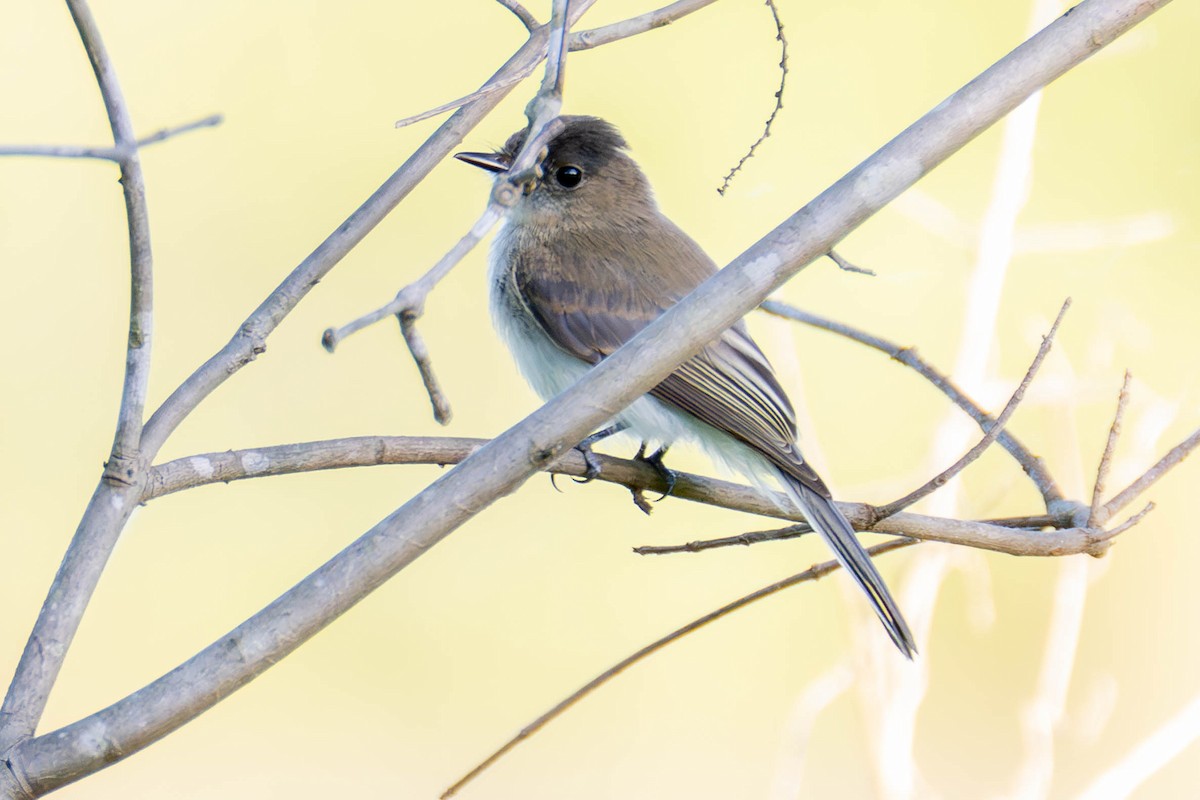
top-left (140, 0), bottom-right (599, 457)
top-left (399, 312), bottom-right (453, 425)
top-left (631, 509), bottom-right (1072, 556)
top-left (67, 2), bottom-right (154, 468)
top-left (569, 0), bottom-right (721, 51)
top-left (872, 299), bottom-right (1069, 520)
top-left (633, 522), bottom-right (810, 554)
top-left (440, 538), bottom-right (919, 798)
top-left (320, 205), bottom-right (504, 350)
top-left (538, 0), bottom-right (571, 104)
top-left (760, 299), bottom-right (1065, 506)
top-left (0, 0), bottom-right (157, 751)
top-left (1075, 685), bottom-right (1200, 800)
top-left (495, 0), bottom-right (539, 32)
top-left (396, 1), bottom-right (725, 131)
top-left (141, 435), bottom-right (1152, 559)
top-left (825, 249), bottom-right (876, 276)
top-left (2, 1), bottom-right (1169, 792)
top-left (331, 0), bottom-right (578, 418)
top-left (0, 113), bottom-right (222, 161)
top-left (394, 75), bottom-right (527, 129)
top-left (717, 0), bottom-right (787, 195)
top-left (1100, 424), bottom-right (1200, 521)
top-left (1089, 370), bottom-right (1133, 526)
top-left (1091, 501), bottom-right (1155, 545)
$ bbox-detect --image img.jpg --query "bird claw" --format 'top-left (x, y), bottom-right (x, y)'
top-left (636, 445), bottom-right (677, 502)
top-left (549, 424), bottom-right (626, 490)
top-left (572, 446), bottom-right (603, 484)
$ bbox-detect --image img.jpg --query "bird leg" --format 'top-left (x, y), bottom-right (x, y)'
top-left (550, 423), bottom-right (628, 491)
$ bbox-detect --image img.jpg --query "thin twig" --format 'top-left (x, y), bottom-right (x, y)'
top-left (872, 298), bottom-right (1069, 520)
top-left (132, 114), bottom-right (222, 149)
top-left (1091, 501), bottom-right (1154, 545)
top-left (717, 0), bottom-right (787, 195)
top-left (321, 205), bottom-right (504, 351)
top-left (633, 523), bottom-right (811, 554)
top-left (1089, 371), bottom-right (1132, 526)
top-left (1089, 381), bottom-right (1135, 517)
top-left (399, 311), bottom-right (452, 425)
top-left (0, 113), bottom-right (223, 161)
top-left (395, 75), bottom-right (527, 129)
top-left (495, 0), bottom-right (539, 31)
top-left (141, 0), bottom-right (599, 457)
top-left (396, 0), bottom-right (725, 131)
top-left (440, 537), bottom-right (919, 798)
top-left (325, 204), bottom-right (499, 423)
top-left (632, 509), bottom-right (1073, 556)
top-left (1101, 427), bottom-right (1200, 519)
top-left (569, 0), bottom-right (721, 51)
top-left (331, 0), bottom-right (576, 419)
top-left (826, 249), bottom-right (876, 276)
top-left (760, 299), bottom-right (1065, 506)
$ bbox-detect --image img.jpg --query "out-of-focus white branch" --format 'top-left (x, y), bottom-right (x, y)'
top-left (1007, 558), bottom-right (1091, 800)
top-left (861, 2), bottom-right (1063, 797)
top-left (1075, 691), bottom-right (1200, 800)
top-left (769, 664), bottom-right (855, 799)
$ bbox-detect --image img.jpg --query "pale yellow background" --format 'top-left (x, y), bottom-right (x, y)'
top-left (2, 1), bottom-right (1199, 798)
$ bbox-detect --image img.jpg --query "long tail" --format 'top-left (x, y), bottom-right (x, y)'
top-left (777, 468), bottom-right (917, 659)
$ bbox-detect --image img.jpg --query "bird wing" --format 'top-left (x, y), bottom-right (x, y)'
top-left (509, 224), bottom-right (830, 496)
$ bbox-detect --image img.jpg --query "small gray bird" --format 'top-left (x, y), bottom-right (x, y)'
top-left (457, 116), bottom-right (916, 658)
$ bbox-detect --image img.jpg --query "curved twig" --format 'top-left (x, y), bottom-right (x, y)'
top-left (717, 0), bottom-right (788, 195)
top-left (440, 538), bottom-right (919, 798)
top-left (0, 0), bottom-right (157, 752)
top-left (760, 299), bottom-right (1065, 506)
top-left (495, 0), bottom-right (539, 32)
top-left (871, 299), bottom-right (1069, 520)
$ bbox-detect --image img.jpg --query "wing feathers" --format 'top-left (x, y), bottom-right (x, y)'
top-left (509, 219), bottom-right (825, 495)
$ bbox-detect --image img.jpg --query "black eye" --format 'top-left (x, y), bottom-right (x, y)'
top-left (554, 165), bottom-right (583, 188)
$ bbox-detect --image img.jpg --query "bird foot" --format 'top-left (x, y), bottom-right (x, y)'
top-left (635, 444), bottom-right (677, 501)
top-left (550, 424), bottom-right (627, 491)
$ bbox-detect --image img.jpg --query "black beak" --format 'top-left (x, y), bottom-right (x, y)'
top-left (454, 151), bottom-right (512, 174)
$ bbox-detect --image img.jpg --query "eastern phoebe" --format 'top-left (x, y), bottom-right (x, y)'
top-left (457, 116), bottom-right (916, 657)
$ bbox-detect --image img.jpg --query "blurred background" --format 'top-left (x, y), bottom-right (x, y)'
top-left (2, 1), bottom-right (1198, 797)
